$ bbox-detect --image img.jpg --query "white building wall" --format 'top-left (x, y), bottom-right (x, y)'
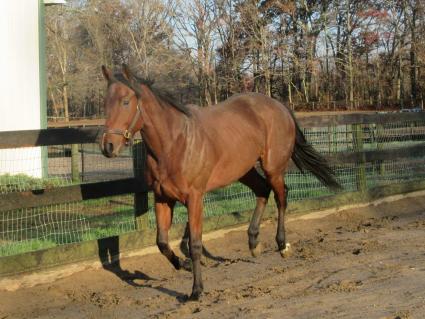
top-left (0, 1), bottom-right (43, 177)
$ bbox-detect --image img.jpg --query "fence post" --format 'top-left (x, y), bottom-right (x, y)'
top-left (376, 123), bottom-right (385, 176)
top-left (352, 123), bottom-right (367, 192)
top-left (328, 125), bottom-right (332, 154)
top-left (133, 141), bottom-right (149, 230)
top-left (332, 125), bottom-right (338, 153)
top-left (80, 143), bottom-right (85, 182)
top-left (71, 144), bottom-right (80, 183)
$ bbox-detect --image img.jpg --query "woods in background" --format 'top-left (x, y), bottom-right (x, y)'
top-left (45, 0), bottom-right (425, 119)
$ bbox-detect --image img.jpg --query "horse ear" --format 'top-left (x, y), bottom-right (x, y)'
top-left (101, 65), bottom-right (113, 81)
top-left (122, 63), bottom-right (134, 81)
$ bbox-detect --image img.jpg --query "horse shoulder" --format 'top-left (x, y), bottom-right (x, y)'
top-left (178, 119), bottom-right (216, 188)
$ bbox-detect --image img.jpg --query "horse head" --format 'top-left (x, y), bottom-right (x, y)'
top-left (100, 64), bottom-right (143, 157)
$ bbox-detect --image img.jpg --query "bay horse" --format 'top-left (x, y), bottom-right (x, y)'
top-left (100, 64), bottom-right (341, 300)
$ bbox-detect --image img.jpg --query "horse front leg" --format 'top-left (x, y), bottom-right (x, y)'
top-left (154, 195), bottom-right (184, 270)
top-left (186, 191), bottom-right (204, 300)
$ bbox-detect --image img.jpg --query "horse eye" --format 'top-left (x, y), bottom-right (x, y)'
top-left (123, 100), bottom-right (130, 107)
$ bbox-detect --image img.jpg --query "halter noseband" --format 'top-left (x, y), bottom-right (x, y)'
top-left (103, 99), bottom-right (142, 145)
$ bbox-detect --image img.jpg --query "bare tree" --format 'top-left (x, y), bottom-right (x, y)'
top-left (44, 0), bottom-right (425, 117)
top-left (175, 0), bottom-right (218, 106)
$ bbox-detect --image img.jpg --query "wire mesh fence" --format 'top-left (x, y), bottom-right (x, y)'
top-left (1, 117), bottom-right (425, 257)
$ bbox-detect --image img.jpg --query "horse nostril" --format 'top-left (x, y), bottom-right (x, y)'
top-left (105, 143), bottom-right (114, 154)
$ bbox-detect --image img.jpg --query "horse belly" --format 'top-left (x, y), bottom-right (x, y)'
top-left (205, 147), bottom-right (260, 191)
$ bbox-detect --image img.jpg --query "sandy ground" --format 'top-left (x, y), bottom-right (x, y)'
top-left (1, 195), bottom-right (425, 319)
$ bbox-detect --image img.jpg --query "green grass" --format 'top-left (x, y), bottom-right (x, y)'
top-left (0, 239), bottom-right (56, 256)
top-left (0, 173), bottom-right (69, 193)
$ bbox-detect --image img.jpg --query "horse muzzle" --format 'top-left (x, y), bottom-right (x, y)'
top-left (101, 142), bottom-right (117, 158)
top-left (100, 131), bottom-right (125, 158)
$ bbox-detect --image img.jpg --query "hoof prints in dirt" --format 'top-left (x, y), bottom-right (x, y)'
top-left (66, 290), bottom-right (121, 308)
top-left (203, 285), bottom-right (273, 304)
top-left (293, 238), bottom-right (327, 260)
top-left (320, 279), bottom-right (363, 293)
top-left (334, 215), bottom-right (402, 234)
top-left (202, 256), bottom-right (258, 269)
top-left (352, 240), bottom-right (386, 255)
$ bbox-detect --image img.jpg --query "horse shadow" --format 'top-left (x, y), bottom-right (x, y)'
top-left (97, 236), bottom-right (185, 299)
top-left (97, 232), bottom-right (249, 300)
top-left (97, 236), bottom-right (154, 284)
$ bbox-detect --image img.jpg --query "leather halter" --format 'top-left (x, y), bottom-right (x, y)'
top-left (102, 100), bottom-right (142, 145)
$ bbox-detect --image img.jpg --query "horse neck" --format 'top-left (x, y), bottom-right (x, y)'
top-left (140, 89), bottom-right (188, 158)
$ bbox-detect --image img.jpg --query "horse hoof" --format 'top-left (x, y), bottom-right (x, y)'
top-left (188, 290), bottom-right (202, 301)
top-left (279, 243), bottom-right (292, 258)
top-left (250, 243), bottom-right (262, 257)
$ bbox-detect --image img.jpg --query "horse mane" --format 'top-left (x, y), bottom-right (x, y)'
top-left (111, 73), bottom-right (192, 117)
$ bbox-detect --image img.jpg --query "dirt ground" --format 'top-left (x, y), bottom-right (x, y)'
top-left (1, 195), bottom-right (425, 319)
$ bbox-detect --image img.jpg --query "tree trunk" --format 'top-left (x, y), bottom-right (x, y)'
top-left (410, 1), bottom-right (418, 106)
top-left (288, 79), bottom-right (293, 109)
top-left (63, 80), bottom-right (69, 122)
top-left (49, 91), bottom-right (59, 119)
top-left (377, 58), bottom-right (382, 109)
top-left (347, 0), bottom-right (354, 109)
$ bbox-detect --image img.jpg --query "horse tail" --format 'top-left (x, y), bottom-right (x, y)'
top-left (291, 118), bottom-right (342, 191)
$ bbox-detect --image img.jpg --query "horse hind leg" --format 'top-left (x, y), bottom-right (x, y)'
top-left (179, 222), bottom-right (190, 258)
top-left (266, 173), bottom-right (292, 258)
top-left (239, 168), bottom-right (271, 257)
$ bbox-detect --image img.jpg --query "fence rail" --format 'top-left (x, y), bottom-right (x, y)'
top-left (5, 112), bottom-right (425, 147)
top-left (0, 178), bottom-right (148, 212)
top-left (0, 127), bottom-right (101, 149)
top-left (1, 111), bottom-right (425, 274)
top-left (297, 112), bottom-right (425, 126)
